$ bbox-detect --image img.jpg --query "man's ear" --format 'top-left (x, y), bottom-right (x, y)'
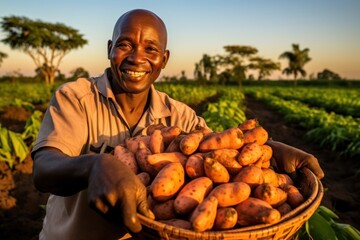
top-left (162, 50), bottom-right (170, 69)
top-left (107, 40), bottom-right (112, 60)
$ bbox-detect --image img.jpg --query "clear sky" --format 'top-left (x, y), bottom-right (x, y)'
top-left (1, 0), bottom-right (360, 79)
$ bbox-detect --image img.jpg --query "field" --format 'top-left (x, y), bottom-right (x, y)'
top-left (0, 81), bottom-right (359, 239)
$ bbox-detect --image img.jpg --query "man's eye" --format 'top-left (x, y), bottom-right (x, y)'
top-left (117, 43), bottom-right (130, 49)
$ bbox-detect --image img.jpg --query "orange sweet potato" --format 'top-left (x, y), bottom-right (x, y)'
top-left (114, 144), bottom-right (139, 174)
top-left (165, 134), bottom-right (186, 153)
top-left (207, 149), bottom-right (242, 175)
top-left (253, 183), bottom-right (288, 208)
top-left (147, 152), bottom-right (187, 172)
top-left (179, 131), bottom-right (204, 155)
top-left (238, 118), bottom-right (258, 132)
top-left (160, 126), bottom-right (182, 146)
top-left (152, 199), bottom-right (177, 220)
top-left (243, 126), bottom-right (268, 145)
top-left (204, 157), bottom-right (230, 183)
top-left (149, 129), bottom-right (165, 154)
top-left (237, 142), bottom-right (263, 166)
top-left (262, 168), bottom-right (279, 187)
top-left (125, 135), bottom-right (151, 153)
top-left (213, 207), bottom-right (238, 230)
top-left (198, 127), bottom-right (244, 152)
top-left (277, 173), bottom-right (294, 187)
top-left (235, 197), bottom-right (281, 226)
top-left (276, 202), bottom-right (293, 216)
top-left (185, 152), bottom-right (205, 179)
top-left (135, 141), bottom-right (157, 177)
top-left (258, 144), bottom-right (273, 163)
top-left (190, 196), bottom-right (218, 232)
top-left (151, 162), bottom-right (185, 202)
top-left (232, 165), bottom-right (263, 189)
top-left (208, 182), bottom-right (251, 207)
top-left (174, 176), bottom-right (213, 215)
top-left (280, 184), bottom-right (304, 208)
top-left (146, 123), bottom-right (166, 135)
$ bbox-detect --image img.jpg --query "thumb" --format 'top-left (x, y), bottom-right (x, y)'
top-left (303, 155), bottom-right (325, 179)
top-left (137, 198), bottom-right (155, 220)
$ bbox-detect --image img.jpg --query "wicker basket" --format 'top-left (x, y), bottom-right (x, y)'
top-left (138, 167), bottom-right (324, 240)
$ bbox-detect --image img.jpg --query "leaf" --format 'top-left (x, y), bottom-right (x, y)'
top-left (306, 211), bottom-right (337, 240)
top-left (317, 206), bottom-right (339, 222)
top-left (332, 222), bottom-right (360, 240)
top-left (8, 131), bottom-right (29, 162)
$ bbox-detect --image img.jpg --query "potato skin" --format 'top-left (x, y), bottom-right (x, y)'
top-left (238, 119), bottom-right (258, 132)
top-left (232, 165), bottom-right (263, 189)
top-left (185, 152), bottom-right (205, 179)
top-left (152, 199), bottom-right (177, 220)
top-left (149, 129), bottom-right (164, 154)
top-left (207, 149), bottom-right (242, 175)
top-left (159, 219), bottom-right (192, 230)
top-left (174, 177), bottom-right (213, 215)
top-left (208, 182), bottom-right (251, 207)
top-left (198, 127), bottom-right (244, 152)
top-left (243, 126), bottom-right (268, 145)
top-left (236, 197), bottom-right (281, 226)
top-left (180, 131), bottom-right (204, 155)
top-left (237, 142), bottom-right (263, 166)
top-left (204, 157), bottom-right (230, 183)
top-left (214, 207), bottom-right (238, 230)
top-left (151, 162), bottom-right (185, 202)
top-left (190, 196), bottom-right (218, 232)
top-left (262, 168), bottom-right (279, 187)
top-left (280, 184), bottom-right (304, 208)
top-left (253, 183), bottom-right (288, 208)
top-left (114, 144), bottom-right (139, 174)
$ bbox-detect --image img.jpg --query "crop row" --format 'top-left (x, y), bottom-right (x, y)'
top-left (245, 87), bottom-right (360, 158)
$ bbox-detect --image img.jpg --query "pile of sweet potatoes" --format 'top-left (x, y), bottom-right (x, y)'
top-left (113, 119), bottom-right (305, 232)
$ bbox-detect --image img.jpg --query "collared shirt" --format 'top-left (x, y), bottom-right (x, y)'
top-left (32, 70), bottom-right (207, 240)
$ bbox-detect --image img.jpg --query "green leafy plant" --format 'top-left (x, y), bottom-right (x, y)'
top-left (294, 206), bottom-right (360, 240)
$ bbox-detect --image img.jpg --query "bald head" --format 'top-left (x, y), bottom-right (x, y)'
top-left (112, 9), bottom-right (168, 49)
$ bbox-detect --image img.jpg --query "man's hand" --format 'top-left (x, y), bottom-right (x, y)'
top-left (266, 140), bottom-right (324, 179)
top-left (87, 154), bottom-right (154, 233)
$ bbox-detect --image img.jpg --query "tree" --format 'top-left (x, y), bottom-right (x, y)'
top-left (70, 67), bottom-right (90, 80)
top-left (248, 57), bottom-right (281, 80)
top-left (1, 16), bottom-right (87, 84)
top-left (0, 51), bottom-right (8, 68)
top-left (279, 44), bottom-right (311, 82)
top-left (317, 69), bottom-right (342, 80)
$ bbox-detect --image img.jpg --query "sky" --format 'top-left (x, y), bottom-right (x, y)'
top-left (0, 0), bottom-right (360, 80)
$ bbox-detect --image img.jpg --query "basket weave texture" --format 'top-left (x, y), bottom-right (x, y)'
top-left (138, 168), bottom-right (324, 240)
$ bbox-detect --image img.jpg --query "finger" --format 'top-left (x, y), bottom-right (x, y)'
top-left (304, 157), bottom-right (325, 179)
top-left (120, 194), bottom-right (142, 233)
top-left (137, 198), bottom-right (155, 220)
top-left (93, 198), bottom-right (109, 214)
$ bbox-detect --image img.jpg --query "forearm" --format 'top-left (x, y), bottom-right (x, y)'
top-left (33, 147), bottom-right (100, 196)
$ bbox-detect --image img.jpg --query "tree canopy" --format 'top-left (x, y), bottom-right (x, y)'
top-left (279, 44), bottom-right (311, 81)
top-left (0, 51), bottom-right (8, 68)
top-left (1, 16), bottom-right (87, 84)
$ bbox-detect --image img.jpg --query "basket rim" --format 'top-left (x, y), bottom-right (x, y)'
top-left (138, 168), bottom-right (324, 239)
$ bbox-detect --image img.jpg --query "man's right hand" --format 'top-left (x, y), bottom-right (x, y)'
top-left (87, 153), bottom-right (154, 233)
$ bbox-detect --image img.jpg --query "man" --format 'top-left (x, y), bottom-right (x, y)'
top-left (32, 9), bottom-right (324, 240)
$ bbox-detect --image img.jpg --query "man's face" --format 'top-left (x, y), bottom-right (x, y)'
top-left (108, 12), bottom-right (169, 94)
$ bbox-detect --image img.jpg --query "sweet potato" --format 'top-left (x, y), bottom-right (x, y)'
top-left (214, 207), bottom-right (238, 230)
top-left (185, 153), bottom-right (205, 179)
top-left (135, 140), bottom-right (157, 177)
top-left (280, 184), bottom-right (304, 208)
top-left (190, 196), bottom-right (218, 232)
top-left (174, 177), bottom-right (213, 215)
top-left (146, 123), bottom-right (166, 135)
top-left (198, 127), bottom-right (244, 152)
top-left (258, 144), bottom-right (273, 163)
top-left (160, 126), bottom-right (182, 146)
top-left (147, 152), bottom-right (187, 172)
top-left (238, 118), bottom-right (258, 132)
top-left (235, 197), bottom-right (281, 226)
top-left (232, 165), bottom-right (263, 189)
top-left (136, 172), bottom-right (151, 187)
top-left (125, 135), bottom-right (151, 153)
top-left (208, 182), bottom-right (251, 207)
top-left (179, 131), bottom-right (204, 155)
top-left (151, 162), bottom-right (185, 202)
top-left (165, 134), bottom-right (186, 153)
top-left (237, 142), bottom-right (263, 166)
top-left (253, 183), bottom-right (288, 208)
top-left (243, 126), bottom-right (268, 145)
top-left (277, 173), bottom-right (294, 187)
top-left (276, 202), bottom-right (292, 216)
top-left (113, 144), bottom-right (139, 174)
top-left (159, 219), bottom-right (192, 230)
top-left (149, 129), bottom-right (165, 154)
top-left (152, 199), bottom-right (177, 220)
top-left (207, 149), bottom-right (242, 175)
top-left (204, 157), bottom-right (230, 183)
top-left (262, 168), bottom-right (279, 187)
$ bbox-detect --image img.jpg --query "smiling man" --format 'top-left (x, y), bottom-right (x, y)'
top-left (31, 8), bottom-right (324, 240)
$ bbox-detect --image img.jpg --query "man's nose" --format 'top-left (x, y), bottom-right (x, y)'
top-left (127, 48), bottom-right (146, 64)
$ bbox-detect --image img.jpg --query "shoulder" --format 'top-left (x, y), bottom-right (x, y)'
top-left (55, 78), bottom-right (95, 100)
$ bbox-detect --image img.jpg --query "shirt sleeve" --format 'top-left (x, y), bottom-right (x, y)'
top-left (31, 85), bottom-right (88, 157)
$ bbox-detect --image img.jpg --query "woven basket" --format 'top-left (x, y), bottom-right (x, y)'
top-left (138, 167), bottom-right (324, 240)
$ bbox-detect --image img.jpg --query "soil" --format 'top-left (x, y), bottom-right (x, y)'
top-left (0, 96), bottom-right (359, 240)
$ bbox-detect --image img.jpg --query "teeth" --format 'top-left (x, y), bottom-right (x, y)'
top-left (125, 70), bottom-right (146, 77)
